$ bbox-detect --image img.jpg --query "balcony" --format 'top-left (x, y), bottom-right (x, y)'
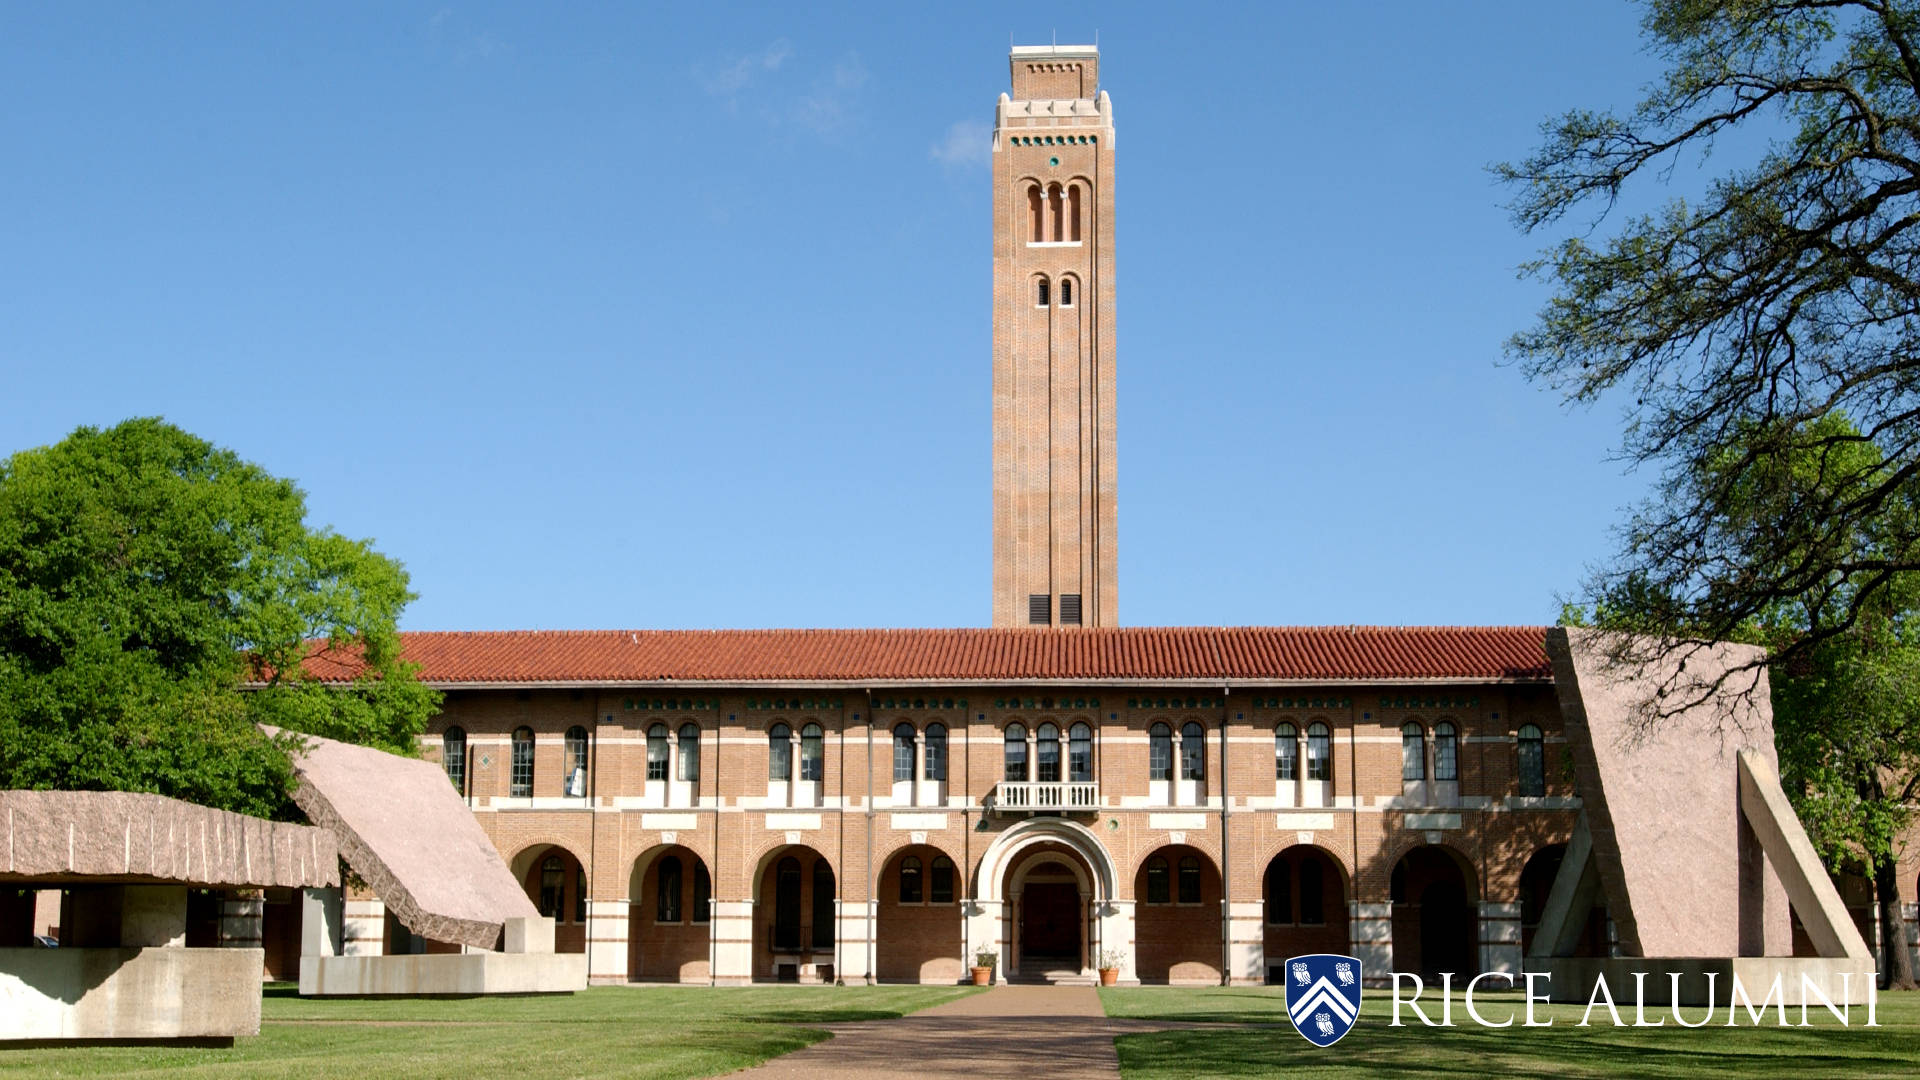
top-left (990, 781), bottom-right (1099, 816)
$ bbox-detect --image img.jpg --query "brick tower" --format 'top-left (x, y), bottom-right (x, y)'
top-left (991, 44), bottom-right (1117, 628)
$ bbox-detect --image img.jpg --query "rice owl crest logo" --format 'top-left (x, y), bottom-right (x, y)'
top-left (1282, 953), bottom-right (1362, 1047)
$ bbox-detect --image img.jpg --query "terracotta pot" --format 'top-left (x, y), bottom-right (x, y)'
top-left (972, 966), bottom-right (993, 986)
top-left (1099, 968), bottom-right (1118, 987)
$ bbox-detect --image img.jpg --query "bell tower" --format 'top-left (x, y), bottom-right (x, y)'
top-left (991, 45), bottom-right (1117, 627)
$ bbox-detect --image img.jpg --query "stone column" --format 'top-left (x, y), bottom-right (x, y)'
top-left (913, 731), bottom-right (926, 808)
top-left (710, 899), bottom-right (754, 985)
top-left (1170, 728), bottom-right (1185, 806)
top-left (586, 898), bottom-right (629, 984)
top-left (1098, 899), bottom-right (1137, 985)
top-left (965, 900), bottom-right (1008, 985)
top-left (1226, 899), bottom-right (1264, 985)
top-left (342, 896), bottom-right (385, 957)
top-left (1351, 900), bottom-right (1392, 987)
top-left (1479, 900), bottom-right (1521, 974)
top-left (120, 885), bottom-right (188, 948)
top-left (300, 888), bottom-right (343, 958)
top-left (788, 732), bottom-right (802, 808)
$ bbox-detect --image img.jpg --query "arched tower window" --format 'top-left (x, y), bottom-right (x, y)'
top-left (1060, 277), bottom-right (1073, 307)
top-left (1035, 722), bottom-right (1061, 782)
top-left (564, 725), bottom-right (589, 797)
top-left (442, 727), bottom-right (466, 795)
top-left (1275, 723), bottom-right (1298, 781)
top-left (1517, 724), bottom-right (1545, 797)
top-left (1402, 723), bottom-right (1427, 781)
top-left (1004, 723), bottom-right (1028, 782)
top-left (1069, 184), bottom-right (1082, 242)
top-left (800, 723), bottom-right (824, 782)
top-left (1036, 277), bottom-right (1050, 307)
top-left (646, 724), bottom-right (669, 782)
top-left (510, 727), bottom-right (534, 797)
top-left (1148, 723), bottom-right (1172, 781)
top-left (1048, 182), bottom-right (1063, 240)
top-left (1068, 722), bottom-right (1093, 782)
top-left (677, 723), bottom-right (700, 782)
top-left (769, 723), bottom-right (792, 781)
top-left (1433, 722), bottom-right (1458, 782)
top-left (1027, 183), bottom-right (1044, 243)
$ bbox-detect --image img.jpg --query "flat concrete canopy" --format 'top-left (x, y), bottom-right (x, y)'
top-left (0, 789), bottom-right (337, 889)
top-left (280, 729), bottom-right (538, 950)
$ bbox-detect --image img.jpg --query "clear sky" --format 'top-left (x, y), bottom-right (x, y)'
top-left (1, 3), bottom-right (1675, 631)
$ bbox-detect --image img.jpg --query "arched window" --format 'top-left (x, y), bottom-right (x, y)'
top-left (1267, 858), bottom-right (1292, 924)
top-left (811, 860), bottom-right (835, 950)
top-left (1144, 856), bottom-right (1170, 904)
top-left (564, 726), bottom-right (589, 797)
top-left (678, 723), bottom-right (700, 782)
top-left (1048, 182), bottom-right (1063, 241)
top-left (1517, 724), bottom-right (1545, 797)
top-left (800, 723), bottom-right (824, 782)
top-left (647, 724), bottom-right (669, 781)
top-left (1275, 723), bottom-right (1298, 781)
top-left (769, 723), bottom-right (792, 781)
top-left (1299, 856), bottom-right (1325, 924)
top-left (1307, 722), bottom-right (1332, 781)
top-left (899, 855), bottom-right (923, 903)
top-left (1028, 184), bottom-right (1043, 243)
top-left (1068, 184), bottom-right (1082, 242)
top-left (442, 727), bottom-right (466, 794)
top-left (657, 855), bottom-right (683, 923)
top-left (1004, 723), bottom-right (1028, 782)
top-left (1148, 723), bottom-right (1172, 781)
top-left (1178, 856), bottom-right (1202, 904)
top-left (931, 855), bottom-right (955, 904)
top-left (692, 861), bottom-right (711, 923)
top-left (539, 855), bottom-right (563, 917)
top-left (1180, 722), bottom-right (1205, 781)
top-left (1060, 277), bottom-right (1074, 307)
top-left (893, 723), bottom-right (916, 783)
top-left (1036, 722), bottom-right (1061, 782)
top-left (1433, 721), bottom-right (1458, 782)
top-left (510, 727), bottom-right (534, 797)
top-left (1068, 722), bottom-right (1093, 782)
top-left (1401, 723), bottom-right (1426, 781)
top-left (924, 723), bottom-right (948, 782)
top-left (1037, 277), bottom-right (1050, 307)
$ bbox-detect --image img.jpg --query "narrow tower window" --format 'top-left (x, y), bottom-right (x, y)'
top-left (1069, 184), bottom-right (1082, 242)
top-left (1028, 184), bottom-right (1044, 243)
top-left (1058, 279), bottom-right (1073, 308)
top-left (1035, 278), bottom-right (1050, 308)
top-left (1048, 182), bottom-right (1063, 240)
top-left (1517, 724), bottom-right (1545, 797)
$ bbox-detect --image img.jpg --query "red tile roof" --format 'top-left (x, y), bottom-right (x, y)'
top-left (312, 627), bottom-right (1552, 686)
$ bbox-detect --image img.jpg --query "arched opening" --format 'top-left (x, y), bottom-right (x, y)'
top-left (1517, 844), bottom-right (1607, 958)
top-left (512, 844), bottom-right (588, 954)
top-left (1004, 841), bottom-right (1093, 979)
top-left (628, 845), bottom-right (711, 982)
top-left (1390, 845), bottom-right (1478, 980)
top-left (1027, 184), bottom-right (1044, 243)
top-left (1036, 276), bottom-right (1050, 307)
top-left (754, 845), bottom-right (835, 983)
top-left (1262, 845), bottom-right (1348, 981)
top-left (1047, 182), bottom-right (1063, 241)
top-left (877, 844), bottom-right (962, 983)
top-left (1134, 845), bottom-right (1222, 984)
top-left (1068, 184), bottom-right (1082, 242)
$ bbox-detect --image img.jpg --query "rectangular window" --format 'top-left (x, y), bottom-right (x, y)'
top-left (1180, 730), bottom-right (1205, 781)
top-left (1004, 737), bottom-right (1027, 782)
top-left (893, 732), bottom-right (915, 783)
top-left (1177, 860), bottom-right (1202, 904)
top-left (1060, 593), bottom-right (1082, 625)
top-left (1028, 593), bottom-right (1050, 625)
top-left (511, 735), bottom-right (534, 798)
top-left (930, 860), bottom-right (954, 904)
top-left (1307, 727), bottom-right (1332, 781)
top-left (924, 731), bottom-right (947, 782)
top-left (1148, 730), bottom-right (1172, 781)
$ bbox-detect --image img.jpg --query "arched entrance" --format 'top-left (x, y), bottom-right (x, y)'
top-left (753, 845), bottom-right (835, 983)
top-left (511, 844), bottom-right (588, 954)
top-left (974, 818), bottom-right (1119, 983)
top-left (1006, 843), bottom-right (1092, 978)
top-left (1263, 845), bottom-right (1348, 982)
top-left (1134, 845), bottom-right (1222, 985)
top-left (1390, 845), bottom-right (1477, 980)
top-left (1517, 844), bottom-right (1605, 957)
top-left (629, 844), bottom-right (712, 982)
top-left (877, 844), bottom-right (963, 983)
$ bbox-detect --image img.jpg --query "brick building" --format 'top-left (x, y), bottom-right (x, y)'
top-left (320, 44), bottom-right (1918, 986)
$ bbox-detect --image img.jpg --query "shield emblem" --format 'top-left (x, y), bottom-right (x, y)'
top-left (1282, 953), bottom-right (1362, 1047)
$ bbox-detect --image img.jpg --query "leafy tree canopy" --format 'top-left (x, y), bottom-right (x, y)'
top-left (1502, 0), bottom-right (1920, 666)
top-left (0, 418), bottom-right (439, 819)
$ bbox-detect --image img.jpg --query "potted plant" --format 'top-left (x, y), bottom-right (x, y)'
top-left (1096, 948), bottom-right (1125, 986)
top-left (971, 946), bottom-right (997, 986)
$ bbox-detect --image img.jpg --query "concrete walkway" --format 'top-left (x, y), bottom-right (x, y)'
top-left (730, 986), bottom-right (1186, 1079)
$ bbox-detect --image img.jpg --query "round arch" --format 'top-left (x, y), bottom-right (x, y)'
top-left (627, 843), bottom-right (712, 983)
top-left (876, 843), bottom-right (964, 984)
top-left (749, 843), bottom-right (836, 983)
top-left (1389, 843), bottom-right (1479, 980)
top-left (1133, 844), bottom-right (1223, 985)
top-left (974, 818), bottom-right (1118, 904)
top-left (509, 842), bottom-right (588, 956)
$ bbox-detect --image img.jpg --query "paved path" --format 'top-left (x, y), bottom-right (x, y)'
top-left (729, 986), bottom-right (1207, 1080)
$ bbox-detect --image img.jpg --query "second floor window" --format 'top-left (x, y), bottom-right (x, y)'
top-left (1180, 722), bottom-right (1205, 781)
top-left (442, 727), bottom-right (466, 794)
top-left (1402, 723), bottom-right (1427, 782)
top-left (1036, 723), bottom-right (1061, 782)
top-left (893, 724), bottom-right (916, 783)
top-left (800, 723), bottom-right (824, 782)
top-left (925, 723), bottom-right (948, 782)
top-left (1517, 724), bottom-right (1545, 797)
top-left (1149, 723), bottom-right (1172, 781)
top-left (564, 726), bottom-right (589, 797)
top-left (769, 724), bottom-right (792, 781)
top-left (510, 727), bottom-right (534, 797)
top-left (1005, 724), bottom-right (1028, 782)
top-left (647, 724), bottom-right (669, 781)
top-left (678, 723), bottom-right (700, 782)
top-left (1434, 722), bottom-right (1458, 782)
top-left (657, 856), bottom-right (683, 923)
top-left (1275, 723), bottom-right (1297, 781)
top-left (1307, 722), bottom-right (1332, 782)
top-left (1069, 722), bottom-right (1093, 782)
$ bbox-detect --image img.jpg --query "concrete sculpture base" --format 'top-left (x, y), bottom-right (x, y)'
top-left (298, 953), bottom-right (587, 996)
top-left (0, 947), bottom-right (264, 1043)
top-left (1541, 956), bottom-right (1873, 1006)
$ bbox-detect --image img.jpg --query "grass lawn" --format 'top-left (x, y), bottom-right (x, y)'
top-left (0, 984), bottom-right (979, 1079)
top-left (1101, 986), bottom-right (1920, 1079)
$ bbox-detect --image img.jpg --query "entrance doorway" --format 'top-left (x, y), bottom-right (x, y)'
top-left (1020, 883), bottom-right (1081, 960)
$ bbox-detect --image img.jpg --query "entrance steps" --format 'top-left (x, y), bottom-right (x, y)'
top-left (1009, 966), bottom-right (1096, 987)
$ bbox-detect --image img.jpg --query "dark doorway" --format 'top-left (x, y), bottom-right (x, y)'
top-left (1020, 883), bottom-right (1080, 960)
top-left (774, 856), bottom-right (802, 952)
top-left (1420, 881), bottom-right (1472, 977)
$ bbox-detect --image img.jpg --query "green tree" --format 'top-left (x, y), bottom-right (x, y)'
top-left (1502, 0), bottom-right (1920, 667)
top-left (0, 418), bottom-right (439, 819)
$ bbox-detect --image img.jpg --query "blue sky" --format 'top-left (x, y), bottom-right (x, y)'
top-left (1, 3), bottom-right (1676, 631)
